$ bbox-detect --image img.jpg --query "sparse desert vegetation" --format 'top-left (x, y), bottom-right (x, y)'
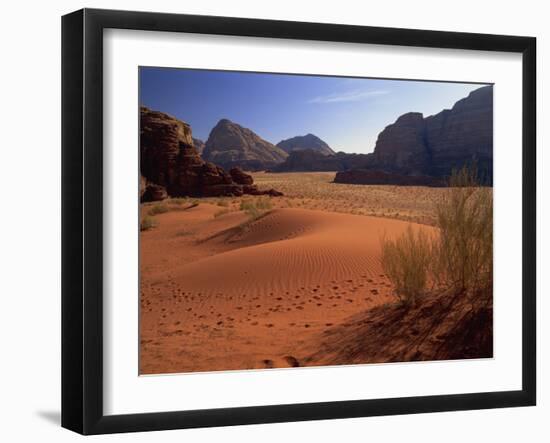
top-left (252, 171), bottom-right (456, 225)
top-left (140, 215), bottom-right (157, 231)
top-left (381, 166), bottom-right (493, 305)
top-left (139, 170), bottom-right (493, 373)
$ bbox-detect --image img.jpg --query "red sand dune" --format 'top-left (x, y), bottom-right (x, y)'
top-left (140, 205), bottom-right (435, 374)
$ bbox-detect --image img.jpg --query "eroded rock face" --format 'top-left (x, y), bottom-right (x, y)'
top-left (276, 134), bottom-right (335, 156)
top-left (140, 107), bottom-right (282, 200)
top-left (370, 85), bottom-right (493, 178)
top-left (203, 119), bottom-right (288, 170)
top-left (275, 86), bottom-right (493, 182)
top-left (140, 106), bottom-right (194, 189)
top-left (372, 112), bottom-right (431, 176)
top-left (425, 86), bottom-right (493, 177)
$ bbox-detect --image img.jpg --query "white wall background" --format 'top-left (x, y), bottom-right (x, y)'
top-left (0, 0), bottom-right (546, 441)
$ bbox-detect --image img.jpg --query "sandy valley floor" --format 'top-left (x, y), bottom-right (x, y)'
top-left (139, 175), bottom-right (438, 374)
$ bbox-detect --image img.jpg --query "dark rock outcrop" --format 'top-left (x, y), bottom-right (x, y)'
top-left (334, 169), bottom-right (445, 187)
top-left (141, 183), bottom-right (169, 202)
top-left (229, 167), bottom-right (254, 185)
top-left (140, 107), bottom-right (281, 200)
top-left (203, 119), bottom-right (288, 170)
top-left (276, 134), bottom-right (335, 156)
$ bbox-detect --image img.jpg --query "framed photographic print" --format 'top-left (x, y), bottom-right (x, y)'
top-left (61, 8), bottom-right (536, 435)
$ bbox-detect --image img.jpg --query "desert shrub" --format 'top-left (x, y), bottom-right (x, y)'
top-left (255, 197), bottom-right (273, 211)
top-left (170, 197), bottom-right (188, 205)
top-left (380, 165), bottom-right (493, 303)
top-left (217, 199), bottom-right (229, 207)
top-left (240, 197), bottom-right (272, 219)
top-left (148, 203), bottom-right (169, 216)
top-left (432, 165), bottom-right (493, 293)
top-left (140, 216), bottom-right (157, 231)
top-left (381, 226), bottom-right (433, 306)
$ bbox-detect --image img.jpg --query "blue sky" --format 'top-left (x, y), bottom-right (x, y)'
top-left (140, 67), bottom-right (489, 154)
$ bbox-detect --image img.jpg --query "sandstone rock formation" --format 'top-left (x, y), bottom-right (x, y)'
top-left (369, 85), bottom-right (493, 178)
top-left (276, 133), bottom-right (335, 156)
top-left (203, 119), bottom-right (288, 170)
top-left (371, 112), bottom-right (431, 175)
top-left (140, 107), bottom-right (282, 200)
top-left (425, 86), bottom-right (493, 177)
top-left (283, 85), bottom-right (493, 185)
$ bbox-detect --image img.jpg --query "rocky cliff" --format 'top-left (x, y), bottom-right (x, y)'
top-left (371, 112), bottom-right (432, 175)
top-left (140, 107), bottom-right (281, 201)
top-left (370, 85), bottom-right (493, 178)
top-left (276, 134), bottom-right (335, 156)
top-left (202, 119), bottom-right (288, 171)
top-left (425, 86), bottom-right (493, 177)
top-left (276, 86), bottom-right (493, 183)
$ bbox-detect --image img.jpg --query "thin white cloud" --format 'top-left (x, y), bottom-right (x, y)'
top-left (308, 89), bottom-right (389, 104)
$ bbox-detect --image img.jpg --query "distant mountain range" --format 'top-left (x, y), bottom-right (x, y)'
top-left (276, 134), bottom-right (335, 156)
top-left (273, 85), bottom-right (493, 183)
top-left (141, 85), bottom-right (493, 186)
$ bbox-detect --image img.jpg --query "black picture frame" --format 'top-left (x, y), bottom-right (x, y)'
top-left (62, 8), bottom-right (537, 435)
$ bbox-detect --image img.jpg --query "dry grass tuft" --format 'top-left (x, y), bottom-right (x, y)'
top-left (240, 197), bottom-right (272, 219)
top-left (381, 226), bottom-right (432, 306)
top-left (140, 216), bottom-right (157, 231)
top-left (381, 165), bottom-right (493, 303)
top-left (148, 203), bottom-right (170, 216)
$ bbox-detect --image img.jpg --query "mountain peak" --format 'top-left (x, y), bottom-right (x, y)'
top-left (276, 134), bottom-right (335, 156)
top-left (203, 120), bottom-right (288, 171)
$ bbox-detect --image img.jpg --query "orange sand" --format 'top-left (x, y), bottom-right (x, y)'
top-left (140, 204), bottom-right (435, 374)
